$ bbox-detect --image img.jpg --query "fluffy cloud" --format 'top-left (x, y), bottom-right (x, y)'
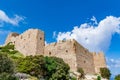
top-left (0, 10), bottom-right (24, 26)
top-left (56, 16), bottom-right (120, 52)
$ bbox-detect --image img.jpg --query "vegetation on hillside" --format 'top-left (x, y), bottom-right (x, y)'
top-left (0, 53), bottom-right (18, 80)
top-left (0, 43), bottom-right (71, 80)
top-left (0, 42), bottom-right (24, 60)
top-left (16, 56), bottom-right (70, 80)
top-left (0, 43), bottom-right (113, 80)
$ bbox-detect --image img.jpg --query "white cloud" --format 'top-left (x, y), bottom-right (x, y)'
top-left (91, 16), bottom-right (98, 25)
top-left (0, 10), bottom-right (24, 26)
top-left (56, 16), bottom-right (120, 52)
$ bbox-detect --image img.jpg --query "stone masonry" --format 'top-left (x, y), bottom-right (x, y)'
top-left (5, 29), bottom-right (107, 74)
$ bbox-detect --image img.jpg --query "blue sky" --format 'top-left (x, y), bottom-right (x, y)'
top-left (0, 0), bottom-right (120, 78)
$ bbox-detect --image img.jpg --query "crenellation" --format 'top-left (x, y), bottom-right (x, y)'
top-left (5, 28), bottom-right (107, 74)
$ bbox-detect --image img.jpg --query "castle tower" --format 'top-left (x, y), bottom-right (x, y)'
top-left (92, 52), bottom-right (107, 73)
top-left (5, 29), bottom-right (45, 56)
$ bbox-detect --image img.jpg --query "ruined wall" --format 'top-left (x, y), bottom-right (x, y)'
top-left (74, 40), bottom-right (95, 74)
top-left (5, 29), bottom-right (44, 56)
top-left (44, 39), bottom-right (77, 72)
top-left (92, 52), bottom-right (107, 73)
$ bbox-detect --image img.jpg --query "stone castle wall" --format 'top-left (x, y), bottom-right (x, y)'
top-left (44, 39), bottom-right (97, 74)
top-left (44, 39), bottom-right (77, 72)
top-left (5, 29), bottom-right (107, 74)
top-left (74, 41), bottom-right (95, 74)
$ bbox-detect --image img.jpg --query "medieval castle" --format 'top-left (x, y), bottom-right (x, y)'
top-left (5, 29), bottom-right (107, 74)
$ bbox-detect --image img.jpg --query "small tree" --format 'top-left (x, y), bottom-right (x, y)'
top-left (97, 75), bottom-right (101, 80)
top-left (0, 72), bottom-right (18, 80)
top-left (0, 53), bottom-right (18, 80)
top-left (115, 74), bottom-right (120, 80)
top-left (44, 56), bottom-right (70, 80)
top-left (16, 55), bottom-right (46, 78)
top-left (0, 53), bottom-right (14, 74)
top-left (100, 67), bottom-right (111, 79)
top-left (77, 68), bottom-right (85, 78)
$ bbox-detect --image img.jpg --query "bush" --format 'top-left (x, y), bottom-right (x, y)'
top-left (100, 67), bottom-right (111, 79)
top-left (115, 74), bottom-right (120, 80)
top-left (16, 55), bottom-right (46, 78)
top-left (77, 68), bottom-right (85, 78)
top-left (97, 75), bottom-right (101, 80)
top-left (0, 73), bottom-right (18, 80)
top-left (1, 42), bottom-right (15, 50)
top-left (71, 76), bottom-right (77, 80)
top-left (0, 53), bottom-right (14, 74)
top-left (0, 43), bottom-right (24, 61)
top-left (17, 56), bottom-right (70, 80)
top-left (0, 53), bottom-right (17, 80)
top-left (44, 56), bottom-right (70, 80)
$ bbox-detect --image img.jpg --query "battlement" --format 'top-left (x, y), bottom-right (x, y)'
top-left (46, 39), bottom-right (75, 46)
top-left (92, 52), bottom-right (104, 56)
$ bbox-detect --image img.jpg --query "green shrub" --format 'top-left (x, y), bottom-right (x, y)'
top-left (0, 53), bottom-right (14, 74)
top-left (0, 73), bottom-right (18, 80)
top-left (2, 42), bottom-right (15, 50)
top-left (115, 74), bottom-right (120, 80)
top-left (44, 56), bottom-right (70, 80)
top-left (16, 55), bottom-right (45, 78)
top-left (77, 68), bottom-right (85, 78)
top-left (0, 44), bottom-right (24, 61)
top-left (71, 76), bottom-right (77, 80)
top-left (97, 75), bottom-right (101, 80)
top-left (17, 56), bottom-right (70, 80)
top-left (100, 67), bottom-right (111, 79)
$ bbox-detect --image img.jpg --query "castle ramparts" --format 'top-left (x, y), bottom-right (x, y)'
top-left (5, 29), bottom-right (107, 74)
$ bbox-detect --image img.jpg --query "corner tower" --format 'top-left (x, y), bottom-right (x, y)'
top-left (92, 52), bottom-right (107, 73)
top-left (5, 29), bottom-right (45, 56)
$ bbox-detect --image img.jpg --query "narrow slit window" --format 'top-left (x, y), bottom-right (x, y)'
top-left (40, 37), bottom-right (42, 40)
top-left (66, 50), bottom-right (68, 53)
top-left (49, 52), bottom-right (51, 55)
